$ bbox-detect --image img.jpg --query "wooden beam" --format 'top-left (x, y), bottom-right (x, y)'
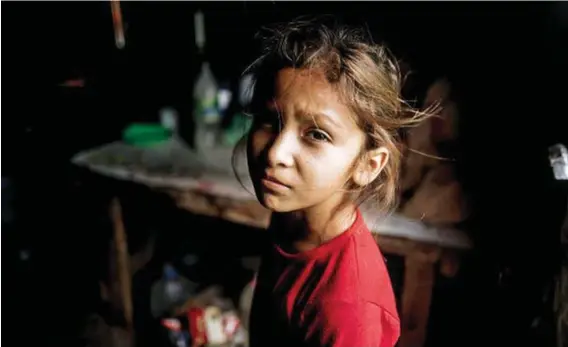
top-left (110, 197), bottom-right (134, 340)
top-left (399, 255), bottom-right (436, 347)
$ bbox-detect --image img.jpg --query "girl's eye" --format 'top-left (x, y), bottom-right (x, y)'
top-left (305, 129), bottom-right (331, 142)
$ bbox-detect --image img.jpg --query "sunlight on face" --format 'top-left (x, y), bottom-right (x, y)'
top-left (247, 68), bottom-right (366, 212)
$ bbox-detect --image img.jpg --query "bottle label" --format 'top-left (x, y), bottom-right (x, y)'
top-left (195, 95), bottom-right (220, 124)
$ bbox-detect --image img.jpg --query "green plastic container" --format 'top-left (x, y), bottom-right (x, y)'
top-left (122, 123), bottom-right (172, 147)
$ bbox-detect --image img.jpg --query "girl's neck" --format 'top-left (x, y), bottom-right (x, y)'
top-left (272, 194), bottom-right (358, 253)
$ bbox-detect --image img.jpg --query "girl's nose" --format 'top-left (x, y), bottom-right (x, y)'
top-left (266, 130), bottom-right (297, 168)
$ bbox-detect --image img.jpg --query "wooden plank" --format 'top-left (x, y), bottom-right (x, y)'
top-left (398, 256), bottom-right (435, 347)
top-left (167, 188), bottom-right (471, 249)
top-left (170, 189), bottom-right (271, 229)
top-left (110, 198), bottom-right (134, 342)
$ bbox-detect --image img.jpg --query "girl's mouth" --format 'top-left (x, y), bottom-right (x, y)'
top-left (261, 174), bottom-right (291, 192)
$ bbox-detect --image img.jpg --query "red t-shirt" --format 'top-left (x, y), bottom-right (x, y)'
top-left (249, 209), bottom-right (400, 347)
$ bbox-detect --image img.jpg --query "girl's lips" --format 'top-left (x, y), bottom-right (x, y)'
top-left (261, 177), bottom-right (291, 192)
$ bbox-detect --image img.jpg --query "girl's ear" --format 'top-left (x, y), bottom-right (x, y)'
top-left (352, 147), bottom-right (389, 187)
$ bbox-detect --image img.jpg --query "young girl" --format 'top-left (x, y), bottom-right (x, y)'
top-left (239, 17), bottom-right (428, 347)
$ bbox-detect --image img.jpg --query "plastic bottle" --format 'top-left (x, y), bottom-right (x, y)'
top-left (193, 62), bottom-right (221, 152)
top-left (151, 263), bottom-right (197, 318)
top-left (192, 10), bottom-right (222, 153)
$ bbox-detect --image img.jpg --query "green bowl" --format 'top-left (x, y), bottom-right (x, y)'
top-left (123, 123), bottom-right (171, 147)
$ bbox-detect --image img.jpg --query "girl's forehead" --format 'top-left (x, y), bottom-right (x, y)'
top-left (268, 68), bottom-right (359, 129)
top-left (274, 68), bottom-right (329, 94)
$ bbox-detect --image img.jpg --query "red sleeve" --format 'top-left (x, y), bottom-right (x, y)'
top-left (308, 301), bottom-right (400, 347)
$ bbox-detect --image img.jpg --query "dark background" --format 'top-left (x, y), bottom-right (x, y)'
top-left (2, 1), bottom-right (568, 346)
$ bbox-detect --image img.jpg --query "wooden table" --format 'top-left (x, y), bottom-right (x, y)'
top-left (73, 144), bottom-right (472, 347)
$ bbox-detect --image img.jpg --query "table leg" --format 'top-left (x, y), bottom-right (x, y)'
top-left (398, 256), bottom-right (435, 347)
top-left (110, 197), bottom-right (134, 339)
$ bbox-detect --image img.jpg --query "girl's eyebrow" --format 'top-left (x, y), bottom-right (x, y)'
top-left (299, 110), bottom-right (344, 130)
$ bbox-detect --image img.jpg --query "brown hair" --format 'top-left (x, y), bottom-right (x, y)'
top-left (239, 16), bottom-right (434, 214)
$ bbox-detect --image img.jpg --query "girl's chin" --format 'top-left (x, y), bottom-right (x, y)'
top-left (258, 194), bottom-right (299, 213)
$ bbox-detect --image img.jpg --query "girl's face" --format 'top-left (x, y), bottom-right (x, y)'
top-left (247, 68), bottom-right (367, 213)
